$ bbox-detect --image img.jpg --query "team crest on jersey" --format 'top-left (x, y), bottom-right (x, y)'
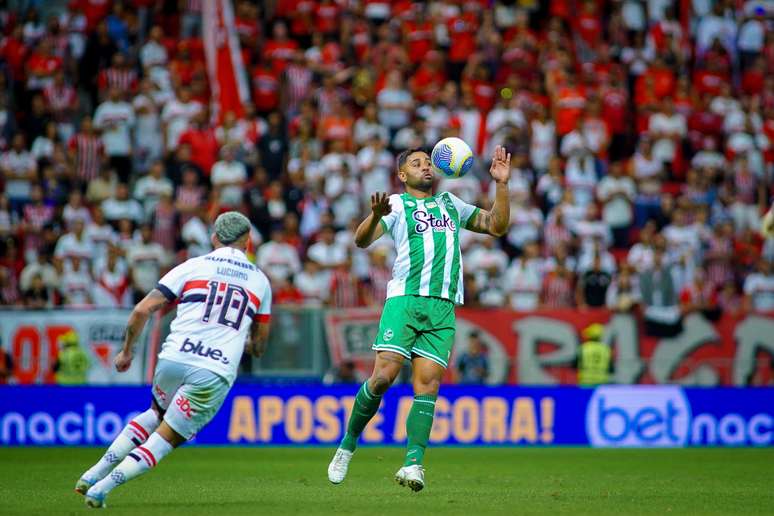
top-left (383, 329), bottom-right (394, 341)
top-left (412, 210), bottom-right (457, 233)
top-left (426, 201), bottom-right (437, 208)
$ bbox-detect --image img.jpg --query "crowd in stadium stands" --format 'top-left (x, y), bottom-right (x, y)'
top-left (0, 1), bottom-right (772, 333)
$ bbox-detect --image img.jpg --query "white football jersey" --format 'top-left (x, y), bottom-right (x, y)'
top-left (156, 246), bottom-right (272, 385)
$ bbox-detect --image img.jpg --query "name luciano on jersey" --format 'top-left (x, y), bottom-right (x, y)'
top-left (217, 267), bottom-right (249, 281)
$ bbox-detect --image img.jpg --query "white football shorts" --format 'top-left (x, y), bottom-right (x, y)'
top-left (151, 359), bottom-right (231, 440)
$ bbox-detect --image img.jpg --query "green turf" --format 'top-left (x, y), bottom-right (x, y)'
top-left (1, 447), bottom-right (772, 515)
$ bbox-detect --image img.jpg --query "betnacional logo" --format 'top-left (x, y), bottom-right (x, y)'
top-left (586, 386), bottom-right (691, 447)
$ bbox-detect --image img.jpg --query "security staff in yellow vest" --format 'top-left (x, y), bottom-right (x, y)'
top-left (53, 330), bottom-right (90, 385)
top-left (576, 323), bottom-right (612, 386)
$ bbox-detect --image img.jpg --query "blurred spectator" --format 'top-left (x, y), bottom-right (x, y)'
top-left (84, 165), bottom-right (115, 205)
top-left (597, 161), bottom-right (636, 248)
top-left (125, 223), bottom-right (170, 302)
top-left (1, 133), bottom-right (37, 213)
top-left (256, 228), bottom-right (302, 284)
top-left (640, 247), bottom-right (681, 337)
top-left (576, 254), bottom-right (613, 309)
top-left (294, 259), bottom-right (330, 306)
top-left (308, 224), bottom-right (347, 269)
top-left (744, 259), bottom-right (774, 313)
top-left (679, 269), bottom-right (721, 321)
top-left (328, 256), bottom-right (362, 308)
top-left (93, 86), bottom-right (135, 182)
top-left (210, 144), bottom-right (247, 208)
top-left (54, 217), bottom-right (93, 268)
top-left (59, 255), bottom-right (93, 307)
top-left (134, 160), bottom-right (174, 218)
top-left (505, 242), bottom-right (542, 312)
top-left (377, 70), bottom-right (413, 140)
top-left (363, 247), bottom-right (391, 306)
top-left (102, 182), bottom-right (143, 223)
top-left (541, 259), bottom-right (575, 309)
top-left (456, 331), bottom-right (489, 385)
top-left (22, 273), bottom-right (51, 308)
top-left (606, 266), bottom-right (641, 312)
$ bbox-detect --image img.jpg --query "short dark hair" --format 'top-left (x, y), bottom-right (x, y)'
top-left (396, 147), bottom-right (429, 170)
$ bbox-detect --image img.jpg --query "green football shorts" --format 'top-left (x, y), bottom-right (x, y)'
top-left (372, 295), bottom-right (456, 368)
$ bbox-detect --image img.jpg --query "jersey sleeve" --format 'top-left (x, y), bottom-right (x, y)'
top-left (446, 192), bottom-right (480, 230)
top-left (252, 274), bottom-right (272, 323)
top-left (156, 261), bottom-right (193, 301)
top-left (378, 194), bottom-right (403, 234)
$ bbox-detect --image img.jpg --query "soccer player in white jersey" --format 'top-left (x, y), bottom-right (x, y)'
top-left (75, 212), bottom-right (272, 508)
top-left (327, 146), bottom-right (511, 491)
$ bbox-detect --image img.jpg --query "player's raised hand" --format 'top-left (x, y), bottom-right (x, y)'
top-left (489, 145), bottom-right (511, 184)
top-left (371, 192), bottom-right (392, 218)
top-left (114, 349), bottom-right (133, 372)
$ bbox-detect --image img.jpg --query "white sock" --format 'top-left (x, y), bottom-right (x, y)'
top-left (82, 409), bottom-right (160, 482)
top-left (89, 432), bottom-right (174, 496)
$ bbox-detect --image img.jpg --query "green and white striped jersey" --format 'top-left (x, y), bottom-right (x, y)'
top-left (379, 191), bottom-right (480, 305)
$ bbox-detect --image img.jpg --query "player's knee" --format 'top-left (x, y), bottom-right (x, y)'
top-left (369, 374), bottom-right (393, 395)
top-left (414, 377), bottom-right (441, 396)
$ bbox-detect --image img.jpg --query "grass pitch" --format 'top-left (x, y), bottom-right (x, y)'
top-left (1, 447), bottom-right (772, 515)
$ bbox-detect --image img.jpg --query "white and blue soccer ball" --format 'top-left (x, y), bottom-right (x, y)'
top-left (431, 137), bottom-right (474, 178)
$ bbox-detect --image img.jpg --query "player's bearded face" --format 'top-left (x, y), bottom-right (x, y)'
top-left (400, 152), bottom-right (433, 191)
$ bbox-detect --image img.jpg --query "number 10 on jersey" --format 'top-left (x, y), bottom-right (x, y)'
top-left (202, 280), bottom-right (250, 330)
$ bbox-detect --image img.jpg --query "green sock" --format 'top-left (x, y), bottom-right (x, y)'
top-left (340, 382), bottom-right (382, 452)
top-left (404, 394), bottom-right (437, 466)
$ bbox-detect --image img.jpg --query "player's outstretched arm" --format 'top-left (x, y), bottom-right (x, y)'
top-left (246, 321), bottom-right (271, 358)
top-left (466, 145), bottom-right (511, 237)
top-left (354, 192), bottom-right (390, 248)
top-left (114, 289), bottom-right (169, 372)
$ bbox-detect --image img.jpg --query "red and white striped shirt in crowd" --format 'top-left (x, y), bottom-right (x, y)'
top-left (22, 203), bottom-right (55, 257)
top-left (735, 168), bottom-right (758, 205)
top-left (329, 268), bottom-right (361, 308)
top-left (175, 185), bottom-right (204, 225)
top-left (705, 235), bottom-right (734, 287)
top-left (367, 265), bottom-right (391, 304)
top-left (0, 266), bottom-right (20, 305)
top-left (152, 202), bottom-right (177, 251)
top-left (284, 63), bottom-right (313, 112)
top-left (98, 67), bottom-right (138, 94)
top-left (23, 203), bottom-right (55, 230)
top-left (184, 0), bottom-right (203, 13)
top-left (541, 271), bottom-right (574, 309)
top-left (543, 219), bottom-right (573, 257)
top-left (43, 82), bottom-right (77, 120)
top-left (68, 132), bottom-right (103, 182)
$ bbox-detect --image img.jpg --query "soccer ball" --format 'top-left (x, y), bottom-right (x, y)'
top-left (431, 137), bottom-right (474, 178)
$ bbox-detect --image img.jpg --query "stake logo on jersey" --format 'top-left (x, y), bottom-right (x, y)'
top-left (412, 210), bottom-right (457, 233)
top-left (155, 246), bottom-right (272, 385)
top-left (379, 192), bottom-right (479, 304)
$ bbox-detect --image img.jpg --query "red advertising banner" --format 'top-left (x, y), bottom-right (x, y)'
top-left (324, 309), bottom-right (774, 386)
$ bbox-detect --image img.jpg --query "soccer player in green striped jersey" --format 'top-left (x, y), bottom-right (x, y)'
top-left (327, 145), bottom-right (511, 491)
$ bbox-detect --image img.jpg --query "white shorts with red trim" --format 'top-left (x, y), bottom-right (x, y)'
top-left (151, 359), bottom-right (230, 440)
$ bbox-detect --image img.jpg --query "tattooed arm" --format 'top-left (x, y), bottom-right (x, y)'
top-left (245, 321), bottom-right (272, 358)
top-left (114, 289), bottom-right (170, 372)
top-left (466, 145), bottom-right (511, 237)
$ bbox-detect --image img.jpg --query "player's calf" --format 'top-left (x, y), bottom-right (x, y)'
top-left (85, 432), bottom-right (173, 507)
top-left (77, 408), bottom-right (160, 490)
